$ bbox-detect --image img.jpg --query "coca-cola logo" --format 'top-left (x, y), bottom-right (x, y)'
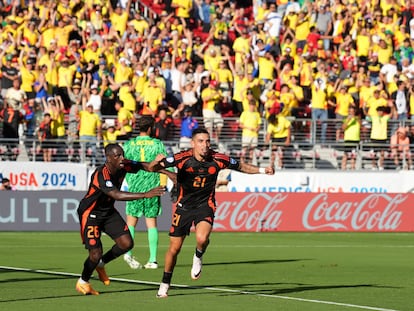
top-left (302, 193), bottom-right (406, 230)
top-left (215, 193), bottom-right (287, 231)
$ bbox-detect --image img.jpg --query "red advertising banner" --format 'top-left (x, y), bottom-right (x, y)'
top-left (214, 193), bottom-right (414, 232)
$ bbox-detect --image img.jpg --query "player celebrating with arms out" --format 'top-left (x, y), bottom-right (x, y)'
top-left (149, 128), bottom-right (275, 298)
top-left (75, 143), bottom-right (174, 295)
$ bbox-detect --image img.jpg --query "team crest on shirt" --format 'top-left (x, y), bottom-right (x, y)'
top-left (230, 158), bottom-right (237, 165)
top-left (106, 180), bottom-right (113, 187)
top-left (166, 156), bottom-right (174, 163)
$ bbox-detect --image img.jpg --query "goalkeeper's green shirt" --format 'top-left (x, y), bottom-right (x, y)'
top-left (123, 135), bottom-right (167, 192)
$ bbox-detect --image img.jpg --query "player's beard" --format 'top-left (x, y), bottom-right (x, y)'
top-left (200, 148), bottom-right (212, 160)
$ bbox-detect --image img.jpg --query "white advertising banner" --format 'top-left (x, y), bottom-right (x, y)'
top-left (0, 162), bottom-right (88, 191)
top-left (228, 171), bottom-right (414, 193)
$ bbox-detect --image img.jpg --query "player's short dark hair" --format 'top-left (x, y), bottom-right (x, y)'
top-left (138, 115), bottom-right (155, 132)
top-left (105, 143), bottom-right (122, 156)
top-left (192, 128), bottom-right (209, 138)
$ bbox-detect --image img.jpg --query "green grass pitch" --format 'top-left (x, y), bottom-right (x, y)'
top-left (0, 232), bottom-right (412, 311)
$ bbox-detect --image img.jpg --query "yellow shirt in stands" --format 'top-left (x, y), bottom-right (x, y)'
top-left (311, 85), bottom-right (327, 109)
top-left (110, 11), bottom-right (129, 35)
top-left (258, 57), bottom-right (275, 81)
top-left (267, 116), bottom-right (291, 139)
top-left (232, 37), bottom-right (250, 65)
top-left (366, 96), bottom-right (387, 117)
top-left (232, 76), bottom-right (248, 102)
top-left (20, 66), bottom-right (37, 93)
top-left (358, 85), bottom-right (374, 108)
top-left (140, 84), bottom-right (163, 113)
top-left (370, 115), bottom-right (390, 140)
top-left (79, 110), bottom-right (101, 136)
top-left (114, 63), bottom-right (132, 84)
top-left (201, 87), bottom-right (222, 111)
top-left (41, 27), bottom-right (55, 50)
top-left (130, 19), bottom-right (149, 36)
top-left (294, 17), bottom-right (310, 41)
top-left (103, 128), bottom-right (120, 147)
top-left (172, 0), bottom-right (192, 18)
top-left (22, 26), bottom-right (38, 46)
top-left (133, 74), bottom-right (146, 95)
top-left (240, 110), bottom-right (262, 138)
top-left (279, 92), bottom-right (295, 116)
top-left (335, 92), bottom-right (354, 116)
top-left (117, 107), bottom-right (134, 133)
top-left (54, 24), bottom-right (74, 47)
top-left (343, 117), bottom-right (360, 141)
top-left (50, 111), bottom-right (65, 137)
top-left (118, 85), bottom-right (137, 113)
top-left (377, 46), bottom-right (392, 65)
top-left (356, 34), bottom-right (370, 57)
top-left (58, 65), bottom-right (76, 87)
top-left (83, 48), bottom-right (101, 65)
top-left (204, 53), bottom-right (221, 72)
top-left (214, 68), bottom-right (233, 84)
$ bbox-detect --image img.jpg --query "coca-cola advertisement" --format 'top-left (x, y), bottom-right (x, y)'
top-left (214, 193), bottom-right (414, 232)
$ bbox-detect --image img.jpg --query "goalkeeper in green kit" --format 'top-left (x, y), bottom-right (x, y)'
top-left (123, 115), bottom-right (175, 269)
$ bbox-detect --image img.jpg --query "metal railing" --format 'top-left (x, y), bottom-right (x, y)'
top-left (0, 117), bottom-right (412, 171)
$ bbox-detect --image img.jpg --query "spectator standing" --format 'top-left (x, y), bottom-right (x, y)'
top-left (311, 77), bottom-right (328, 145)
top-left (265, 110), bottom-right (292, 170)
top-left (390, 126), bottom-right (411, 170)
top-left (369, 106), bottom-right (392, 170)
top-left (201, 79), bottom-right (223, 142)
top-left (179, 106), bottom-right (198, 150)
top-left (0, 100), bottom-right (23, 160)
top-left (37, 112), bottom-right (55, 162)
top-left (114, 99), bottom-right (135, 142)
top-left (334, 85), bottom-right (355, 141)
top-left (79, 101), bottom-right (102, 167)
top-left (391, 80), bottom-right (409, 122)
top-left (341, 105), bottom-right (361, 170)
top-left (1, 54), bottom-right (19, 99)
top-left (239, 100), bottom-right (262, 164)
top-left (154, 107), bottom-right (174, 142)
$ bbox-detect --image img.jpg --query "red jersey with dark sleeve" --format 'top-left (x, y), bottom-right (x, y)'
top-left (77, 160), bottom-right (144, 217)
top-left (162, 149), bottom-right (240, 210)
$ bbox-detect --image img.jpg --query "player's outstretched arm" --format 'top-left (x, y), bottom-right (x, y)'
top-left (107, 186), bottom-right (166, 201)
top-left (238, 162), bottom-right (275, 175)
top-left (145, 154), bottom-right (167, 172)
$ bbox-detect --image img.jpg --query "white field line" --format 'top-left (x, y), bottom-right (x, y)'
top-left (0, 244), bottom-right (413, 248)
top-left (0, 265), bottom-right (400, 311)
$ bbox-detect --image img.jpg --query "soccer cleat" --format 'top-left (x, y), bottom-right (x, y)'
top-left (144, 261), bottom-right (159, 269)
top-left (156, 282), bottom-right (170, 298)
top-left (76, 279), bottom-right (99, 295)
top-left (95, 266), bottom-right (110, 286)
top-left (190, 254), bottom-right (202, 280)
top-left (123, 254), bottom-right (143, 269)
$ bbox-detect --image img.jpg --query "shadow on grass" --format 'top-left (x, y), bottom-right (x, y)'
top-left (168, 282), bottom-right (400, 298)
top-left (203, 258), bottom-right (311, 266)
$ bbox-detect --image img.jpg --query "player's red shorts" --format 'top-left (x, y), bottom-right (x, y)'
top-left (169, 203), bottom-right (215, 237)
top-left (80, 210), bottom-right (130, 249)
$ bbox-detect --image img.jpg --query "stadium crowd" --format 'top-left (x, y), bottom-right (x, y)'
top-left (0, 0), bottom-right (414, 170)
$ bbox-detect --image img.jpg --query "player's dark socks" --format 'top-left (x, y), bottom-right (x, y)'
top-left (82, 257), bottom-right (99, 281)
top-left (102, 244), bottom-right (125, 264)
top-left (162, 271), bottom-right (173, 284)
top-left (195, 248), bottom-right (204, 258)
